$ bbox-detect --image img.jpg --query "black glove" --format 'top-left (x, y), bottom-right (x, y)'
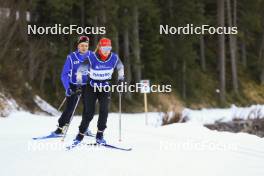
top-left (75, 87), bottom-right (82, 95)
top-left (65, 87), bottom-right (82, 97)
top-left (65, 88), bottom-right (73, 97)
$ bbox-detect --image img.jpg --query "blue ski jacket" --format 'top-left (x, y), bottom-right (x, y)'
top-left (61, 50), bottom-right (91, 91)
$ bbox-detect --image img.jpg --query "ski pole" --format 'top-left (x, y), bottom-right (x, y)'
top-left (118, 92), bottom-right (122, 142)
top-left (61, 94), bottom-right (81, 142)
top-left (58, 97), bottom-right (66, 111)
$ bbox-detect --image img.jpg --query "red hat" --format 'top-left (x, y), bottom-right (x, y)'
top-left (99, 38), bottom-right (111, 47)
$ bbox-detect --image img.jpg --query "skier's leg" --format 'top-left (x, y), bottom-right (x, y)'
top-left (96, 90), bottom-right (110, 143)
top-left (81, 85), bottom-right (93, 136)
top-left (55, 95), bottom-right (78, 133)
top-left (76, 85), bottom-right (97, 140)
top-left (56, 85), bottom-right (79, 133)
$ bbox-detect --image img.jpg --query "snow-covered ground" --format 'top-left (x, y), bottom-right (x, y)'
top-left (182, 104), bottom-right (264, 124)
top-left (1, 111), bottom-right (264, 176)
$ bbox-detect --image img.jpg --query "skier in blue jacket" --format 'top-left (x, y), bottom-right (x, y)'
top-left (74, 37), bottom-right (125, 144)
top-left (52, 36), bottom-right (93, 136)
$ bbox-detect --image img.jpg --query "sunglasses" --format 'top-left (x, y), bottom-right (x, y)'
top-left (100, 46), bottom-right (112, 52)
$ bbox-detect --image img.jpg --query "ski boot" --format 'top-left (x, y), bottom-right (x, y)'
top-left (96, 131), bottom-right (106, 145)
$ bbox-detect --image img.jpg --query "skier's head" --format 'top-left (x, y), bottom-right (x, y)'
top-left (98, 38), bottom-right (112, 57)
top-left (77, 36), bottom-right (89, 54)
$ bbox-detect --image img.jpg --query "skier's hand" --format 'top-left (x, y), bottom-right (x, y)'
top-left (65, 88), bottom-right (73, 97)
top-left (75, 87), bottom-right (82, 95)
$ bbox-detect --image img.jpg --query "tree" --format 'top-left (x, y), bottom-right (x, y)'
top-left (131, 4), bottom-right (141, 83)
top-left (217, 0), bottom-right (226, 104)
top-left (226, 0), bottom-right (239, 94)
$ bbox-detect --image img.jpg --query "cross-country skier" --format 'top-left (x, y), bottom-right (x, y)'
top-left (52, 36), bottom-right (93, 137)
top-left (73, 37), bottom-right (125, 145)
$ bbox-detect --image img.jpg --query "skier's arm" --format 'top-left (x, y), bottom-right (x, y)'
top-left (61, 56), bottom-right (71, 91)
top-left (115, 56), bottom-right (124, 81)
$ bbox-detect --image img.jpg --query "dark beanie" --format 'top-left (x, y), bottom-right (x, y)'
top-left (77, 36), bottom-right (89, 45)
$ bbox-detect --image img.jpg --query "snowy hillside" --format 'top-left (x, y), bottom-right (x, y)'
top-left (1, 111), bottom-right (264, 176)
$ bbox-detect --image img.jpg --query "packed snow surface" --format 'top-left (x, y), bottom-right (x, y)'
top-left (0, 111), bottom-right (264, 176)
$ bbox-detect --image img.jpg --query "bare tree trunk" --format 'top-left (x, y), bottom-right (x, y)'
top-left (226, 0), bottom-right (239, 94)
top-left (259, 31), bottom-right (264, 84)
top-left (91, 0), bottom-right (99, 49)
top-left (114, 31), bottom-right (119, 54)
top-left (0, 2), bottom-right (18, 61)
top-left (101, 0), bottom-right (106, 24)
top-left (111, 28), bottom-right (119, 84)
top-left (200, 35), bottom-right (206, 71)
top-left (100, 0), bottom-right (106, 37)
top-left (69, 5), bottom-right (73, 52)
top-left (218, 0), bottom-right (226, 104)
top-left (168, 0), bottom-right (177, 72)
top-left (93, 16), bottom-right (99, 48)
top-left (132, 5), bottom-right (141, 83)
top-left (240, 40), bottom-right (246, 68)
top-left (40, 61), bottom-right (48, 94)
top-left (124, 26), bottom-right (132, 100)
top-left (51, 66), bottom-right (59, 96)
top-left (232, 0), bottom-right (238, 93)
top-left (18, 1), bottom-right (28, 42)
top-left (182, 60), bottom-right (186, 99)
top-left (258, 9), bottom-right (264, 85)
top-left (81, 0), bottom-right (85, 27)
top-left (28, 44), bottom-right (35, 81)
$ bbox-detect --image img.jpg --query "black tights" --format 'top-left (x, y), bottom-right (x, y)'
top-left (79, 85), bottom-right (110, 133)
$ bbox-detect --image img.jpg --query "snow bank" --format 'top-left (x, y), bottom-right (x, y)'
top-left (0, 93), bottom-right (59, 117)
top-left (34, 95), bottom-right (60, 116)
top-left (0, 92), bottom-right (20, 117)
top-left (182, 104), bottom-right (264, 124)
